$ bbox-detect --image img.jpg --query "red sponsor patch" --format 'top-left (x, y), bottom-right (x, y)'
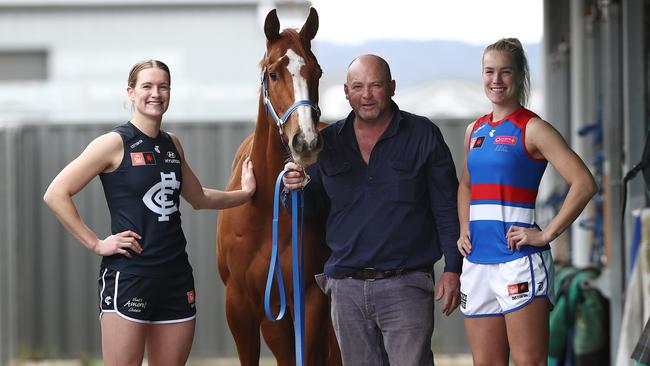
top-left (494, 136), bottom-right (517, 145)
top-left (507, 282), bottom-right (529, 295)
top-left (131, 152), bottom-right (145, 166)
top-left (130, 152), bottom-right (156, 166)
top-left (187, 290), bottom-right (195, 304)
top-left (471, 136), bottom-right (485, 148)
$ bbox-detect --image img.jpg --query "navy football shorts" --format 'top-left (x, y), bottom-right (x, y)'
top-left (98, 267), bottom-right (196, 323)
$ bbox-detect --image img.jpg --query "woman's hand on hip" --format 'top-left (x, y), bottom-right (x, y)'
top-left (506, 225), bottom-right (548, 251)
top-left (95, 230), bottom-right (143, 258)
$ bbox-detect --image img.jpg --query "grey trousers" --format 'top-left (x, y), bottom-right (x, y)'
top-left (316, 271), bottom-right (436, 366)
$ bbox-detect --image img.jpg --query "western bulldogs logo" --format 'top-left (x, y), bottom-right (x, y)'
top-left (143, 172), bottom-right (181, 221)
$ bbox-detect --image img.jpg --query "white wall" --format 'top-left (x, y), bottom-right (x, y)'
top-left (0, 1), bottom-right (311, 123)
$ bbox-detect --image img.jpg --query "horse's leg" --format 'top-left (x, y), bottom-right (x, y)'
top-left (260, 315), bottom-right (295, 366)
top-left (225, 284), bottom-right (261, 366)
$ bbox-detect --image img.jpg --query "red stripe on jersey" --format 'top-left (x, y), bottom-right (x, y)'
top-left (471, 184), bottom-right (538, 203)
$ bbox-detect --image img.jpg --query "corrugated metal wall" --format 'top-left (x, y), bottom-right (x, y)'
top-left (1, 121), bottom-right (255, 363)
top-left (0, 118), bottom-right (469, 364)
top-left (1, 126), bottom-right (18, 365)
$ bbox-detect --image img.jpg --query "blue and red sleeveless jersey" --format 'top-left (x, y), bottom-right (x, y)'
top-left (466, 107), bottom-right (549, 264)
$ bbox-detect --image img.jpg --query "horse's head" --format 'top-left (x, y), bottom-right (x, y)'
top-left (261, 7), bottom-right (323, 167)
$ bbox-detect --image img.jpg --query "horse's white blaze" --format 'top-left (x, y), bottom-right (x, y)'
top-left (285, 49), bottom-right (317, 145)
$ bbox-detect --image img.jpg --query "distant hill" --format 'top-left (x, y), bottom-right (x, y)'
top-left (313, 39), bottom-right (540, 87)
top-left (311, 39), bottom-right (543, 121)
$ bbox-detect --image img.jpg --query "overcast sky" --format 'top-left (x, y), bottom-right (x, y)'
top-left (308, 0), bottom-right (544, 45)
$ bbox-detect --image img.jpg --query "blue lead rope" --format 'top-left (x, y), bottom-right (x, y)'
top-left (264, 170), bottom-right (306, 366)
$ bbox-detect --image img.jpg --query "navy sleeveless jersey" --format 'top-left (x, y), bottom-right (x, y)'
top-left (466, 107), bottom-right (549, 264)
top-left (99, 122), bottom-right (190, 277)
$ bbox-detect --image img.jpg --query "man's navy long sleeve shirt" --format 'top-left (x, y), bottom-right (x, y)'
top-left (287, 104), bottom-right (462, 278)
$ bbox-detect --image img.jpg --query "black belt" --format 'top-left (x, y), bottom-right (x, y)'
top-left (347, 267), bottom-right (431, 280)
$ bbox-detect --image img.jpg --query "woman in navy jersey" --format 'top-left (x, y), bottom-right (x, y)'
top-left (456, 39), bottom-right (596, 365)
top-left (43, 60), bottom-right (256, 366)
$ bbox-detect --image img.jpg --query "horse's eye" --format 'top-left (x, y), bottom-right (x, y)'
top-left (269, 71), bottom-right (278, 81)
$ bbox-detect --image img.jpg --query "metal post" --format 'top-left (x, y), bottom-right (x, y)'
top-left (542, 0), bottom-right (573, 261)
top-left (601, 0), bottom-right (624, 362)
top-left (616, 0), bottom-right (647, 363)
top-left (0, 121), bottom-right (18, 365)
top-left (622, 0), bottom-right (647, 270)
top-left (570, 0), bottom-right (593, 268)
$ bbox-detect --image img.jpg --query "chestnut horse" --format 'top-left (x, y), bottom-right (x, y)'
top-left (216, 8), bottom-right (340, 366)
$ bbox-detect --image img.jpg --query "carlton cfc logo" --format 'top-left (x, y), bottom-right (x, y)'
top-left (143, 172), bottom-right (180, 221)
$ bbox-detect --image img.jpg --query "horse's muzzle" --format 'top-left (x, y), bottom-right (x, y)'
top-left (291, 131), bottom-right (322, 154)
top-left (290, 131), bottom-right (323, 167)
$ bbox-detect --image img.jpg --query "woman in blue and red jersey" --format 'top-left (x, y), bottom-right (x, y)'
top-left (43, 60), bottom-right (256, 366)
top-left (456, 38), bottom-right (597, 365)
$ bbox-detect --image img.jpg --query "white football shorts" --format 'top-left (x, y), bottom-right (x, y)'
top-left (459, 249), bottom-right (555, 317)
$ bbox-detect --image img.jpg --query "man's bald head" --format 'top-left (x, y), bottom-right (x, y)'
top-left (343, 54), bottom-right (396, 124)
top-left (347, 54), bottom-right (393, 83)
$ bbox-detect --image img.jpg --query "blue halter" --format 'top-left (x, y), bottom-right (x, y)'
top-left (260, 56), bottom-right (321, 140)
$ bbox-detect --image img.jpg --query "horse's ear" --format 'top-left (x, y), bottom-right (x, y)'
top-left (299, 7), bottom-right (318, 43)
top-left (264, 9), bottom-right (281, 42)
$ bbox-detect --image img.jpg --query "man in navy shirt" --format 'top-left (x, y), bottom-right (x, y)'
top-left (283, 54), bottom-right (461, 365)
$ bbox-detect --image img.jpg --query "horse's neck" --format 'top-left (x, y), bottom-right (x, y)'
top-left (250, 103), bottom-right (287, 204)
